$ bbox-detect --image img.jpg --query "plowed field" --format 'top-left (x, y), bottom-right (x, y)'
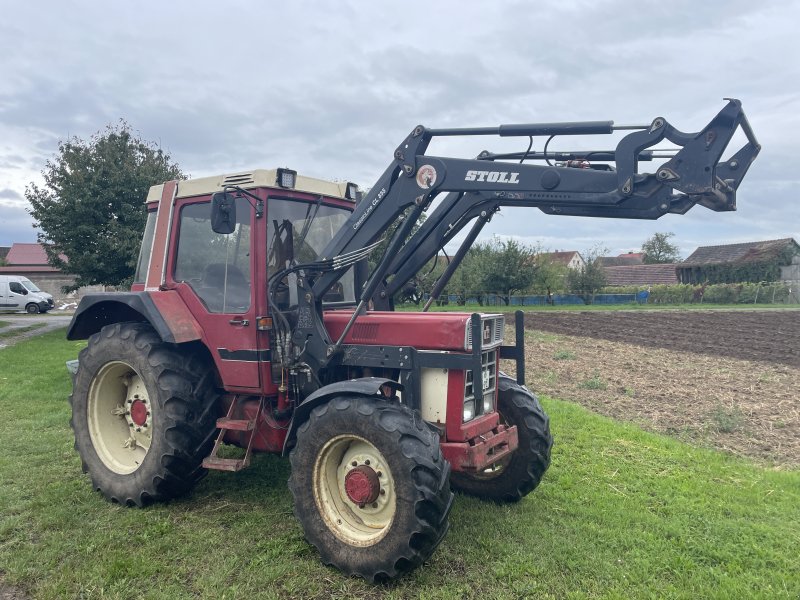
top-left (524, 309), bottom-right (799, 367)
top-left (514, 309), bottom-right (800, 466)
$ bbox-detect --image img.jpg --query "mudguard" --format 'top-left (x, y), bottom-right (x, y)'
top-left (281, 377), bottom-right (403, 456)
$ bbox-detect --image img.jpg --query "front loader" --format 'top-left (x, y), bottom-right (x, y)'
top-left (66, 99), bottom-right (758, 581)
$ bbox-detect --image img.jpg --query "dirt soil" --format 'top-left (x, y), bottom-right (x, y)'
top-left (514, 309), bottom-right (800, 467)
top-left (524, 309), bottom-right (799, 368)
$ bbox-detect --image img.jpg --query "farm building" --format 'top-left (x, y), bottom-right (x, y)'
top-left (596, 252), bottom-right (645, 267)
top-left (677, 238), bottom-right (800, 284)
top-left (0, 242), bottom-right (104, 302)
top-left (537, 250), bottom-right (585, 270)
top-left (602, 263), bottom-right (679, 286)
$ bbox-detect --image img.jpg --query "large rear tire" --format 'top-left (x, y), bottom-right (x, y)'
top-left (450, 376), bottom-right (552, 502)
top-left (289, 396), bottom-right (453, 582)
top-left (70, 322), bottom-right (218, 506)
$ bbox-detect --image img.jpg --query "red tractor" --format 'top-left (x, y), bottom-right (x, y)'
top-left (66, 100), bottom-right (758, 581)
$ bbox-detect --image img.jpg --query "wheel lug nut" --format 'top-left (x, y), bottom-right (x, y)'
top-left (376, 471), bottom-right (382, 477)
top-left (371, 502), bottom-right (378, 508)
top-left (351, 461), bottom-right (358, 467)
top-left (364, 460), bottom-right (370, 466)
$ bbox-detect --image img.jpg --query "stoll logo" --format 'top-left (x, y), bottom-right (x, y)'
top-left (464, 170), bottom-right (520, 184)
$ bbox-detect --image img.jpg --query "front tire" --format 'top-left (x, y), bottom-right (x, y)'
top-left (289, 396), bottom-right (453, 582)
top-left (70, 322), bottom-right (218, 506)
top-left (450, 376), bottom-right (552, 502)
top-left (25, 303), bottom-right (40, 314)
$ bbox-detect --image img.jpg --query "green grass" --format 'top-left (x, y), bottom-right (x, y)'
top-left (1, 331), bottom-right (799, 598)
top-left (0, 320), bottom-right (10, 329)
top-left (0, 322), bottom-right (46, 340)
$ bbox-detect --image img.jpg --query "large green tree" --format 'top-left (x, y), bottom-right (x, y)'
top-left (641, 232), bottom-right (681, 264)
top-left (477, 237), bottom-right (538, 305)
top-left (26, 122), bottom-right (183, 290)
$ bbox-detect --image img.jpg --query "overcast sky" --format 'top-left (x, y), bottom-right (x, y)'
top-left (1, 0), bottom-right (798, 259)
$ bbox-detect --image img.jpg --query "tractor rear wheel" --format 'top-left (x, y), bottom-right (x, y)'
top-left (450, 376), bottom-right (552, 502)
top-left (289, 396), bottom-right (453, 582)
top-left (70, 322), bottom-right (218, 506)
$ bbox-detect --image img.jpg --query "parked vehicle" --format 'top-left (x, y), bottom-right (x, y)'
top-left (0, 275), bottom-right (54, 313)
top-left (66, 100), bottom-right (759, 581)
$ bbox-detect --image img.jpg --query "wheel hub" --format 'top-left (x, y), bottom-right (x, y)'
top-left (129, 399), bottom-right (148, 427)
top-left (344, 465), bottom-right (381, 505)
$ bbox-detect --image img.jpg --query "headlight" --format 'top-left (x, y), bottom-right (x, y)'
top-left (463, 400), bottom-right (475, 422)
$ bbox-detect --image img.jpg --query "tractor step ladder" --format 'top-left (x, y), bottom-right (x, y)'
top-left (202, 396), bottom-right (263, 472)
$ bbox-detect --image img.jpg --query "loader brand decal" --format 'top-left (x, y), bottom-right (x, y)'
top-left (465, 170), bottom-right (520, 184)
top-left (416, 165), bottom-right (437, 190)
top-left (352, 187), bottom-right (386, 230)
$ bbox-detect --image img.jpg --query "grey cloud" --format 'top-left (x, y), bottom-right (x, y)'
top-left (0, 188), bottom-right (22, 200)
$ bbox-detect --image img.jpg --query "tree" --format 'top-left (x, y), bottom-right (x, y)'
top-left (566, 245), bottom-right (608, 304)
top-left (26, 122), bottom-right (183, 291)
top-left (641, 232), bottom-right (681, 264)
top-left (477, 237), bottom-right (538, 305)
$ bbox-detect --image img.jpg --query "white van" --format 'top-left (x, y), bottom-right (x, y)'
top-left (0, 275), bottom-right (55, 313)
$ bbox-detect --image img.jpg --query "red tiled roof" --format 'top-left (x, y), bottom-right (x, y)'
top-left (538, 251), bottom-right (583, 267)
top-left (602, 264), bottom-right (678, 286)
top-left (5, 243), bottom-right (67, 266)
top-left (596, 252), bottom-right (645, 267)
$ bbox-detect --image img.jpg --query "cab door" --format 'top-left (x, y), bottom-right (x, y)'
top-left (170, 196), bottom-right (264, 391)
top-left (7, 280), bottom-right (28, 310)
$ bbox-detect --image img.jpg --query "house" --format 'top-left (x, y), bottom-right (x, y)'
top-left (0, 242), bottom-right (103, 301)
top-left (602, 264), bottom-right (678, 286)
top-left (677, 238), bottom-right (800, 284)
top-left (596, 252), bottom-right (645, 267)
top-left (537, 250), bottom-right (585, 270)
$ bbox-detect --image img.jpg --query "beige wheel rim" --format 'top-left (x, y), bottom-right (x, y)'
top-left (313, 435), bottom-right (396, 547)
top-left (87, 361), bottom-right (152, 474)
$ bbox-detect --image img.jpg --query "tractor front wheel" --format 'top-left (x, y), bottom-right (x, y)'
top-left (70, 322), bottom-right (218, 506)
top-left (289, 396), bottom-right (453, 582)
top-left (450, 376), bottom-right (552, 502)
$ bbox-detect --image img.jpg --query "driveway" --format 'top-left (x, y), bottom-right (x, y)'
top-left (0, 313), bottom-right (74, 349)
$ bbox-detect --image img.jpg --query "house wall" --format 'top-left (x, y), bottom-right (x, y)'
top-left (24, 273), bottom-right (106, 305)
top-left (780, 254), bottom-right (800, 283)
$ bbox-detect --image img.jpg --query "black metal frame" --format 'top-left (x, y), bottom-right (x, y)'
top-left (277, 100), bottom-right (758, 408)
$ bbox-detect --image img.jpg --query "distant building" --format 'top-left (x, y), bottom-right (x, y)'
top-left (596, 252), bottom-right (645, 267)
top-left (677, 238), bottom-right (800, 284)
top-left (602, 264), bottom-right (678, 286)
top-left (537, 250), bottom-right (585, 270)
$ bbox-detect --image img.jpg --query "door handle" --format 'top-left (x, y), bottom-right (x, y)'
top-left (229, 318), bottom-right (250, 326)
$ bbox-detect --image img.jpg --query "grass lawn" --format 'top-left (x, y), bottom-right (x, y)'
top-left (1, 330), bottom-right (798, 599)
top-left (0, 322), bottom-right (47, 340)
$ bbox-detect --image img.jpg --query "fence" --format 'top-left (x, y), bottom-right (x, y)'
top-left (422, 282), bottom-right (800, 307)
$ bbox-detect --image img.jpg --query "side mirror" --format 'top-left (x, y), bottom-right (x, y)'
top-left (211, 192), bottom-right (237, 234)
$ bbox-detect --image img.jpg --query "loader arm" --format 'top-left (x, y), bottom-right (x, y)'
top-left (279, 99), bottom-right (758, 370)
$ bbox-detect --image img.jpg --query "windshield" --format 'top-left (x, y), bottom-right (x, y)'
top-left (268, 198), bottom-right (355, 305)
top-left (21, 278), bottom-right (41, 292)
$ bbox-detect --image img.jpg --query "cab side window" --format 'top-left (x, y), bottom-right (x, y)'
top-left (174, 199), bottom-right (252, 313)
top-left (9, 282), bottom-right (27, 295)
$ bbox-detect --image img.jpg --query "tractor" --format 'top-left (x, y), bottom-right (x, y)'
top-left (66, 99), bottom-right (758, 581)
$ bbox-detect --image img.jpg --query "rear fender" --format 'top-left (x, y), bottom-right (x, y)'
top-left (281, 377), bottom-right (402, 456)
top-left (66, 291), bottom-right (202, 344)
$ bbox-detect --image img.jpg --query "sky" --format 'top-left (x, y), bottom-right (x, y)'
top-left (1, 0), bottom-right (798, 260)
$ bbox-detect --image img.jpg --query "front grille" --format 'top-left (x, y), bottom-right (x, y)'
top-left (464, 349), bottom-right (497, 415)
top-left (464, 314), bottom-right (505, 350)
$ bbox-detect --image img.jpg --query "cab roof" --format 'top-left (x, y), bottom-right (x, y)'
top-left (146, 169), bottom-right (355, 203)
